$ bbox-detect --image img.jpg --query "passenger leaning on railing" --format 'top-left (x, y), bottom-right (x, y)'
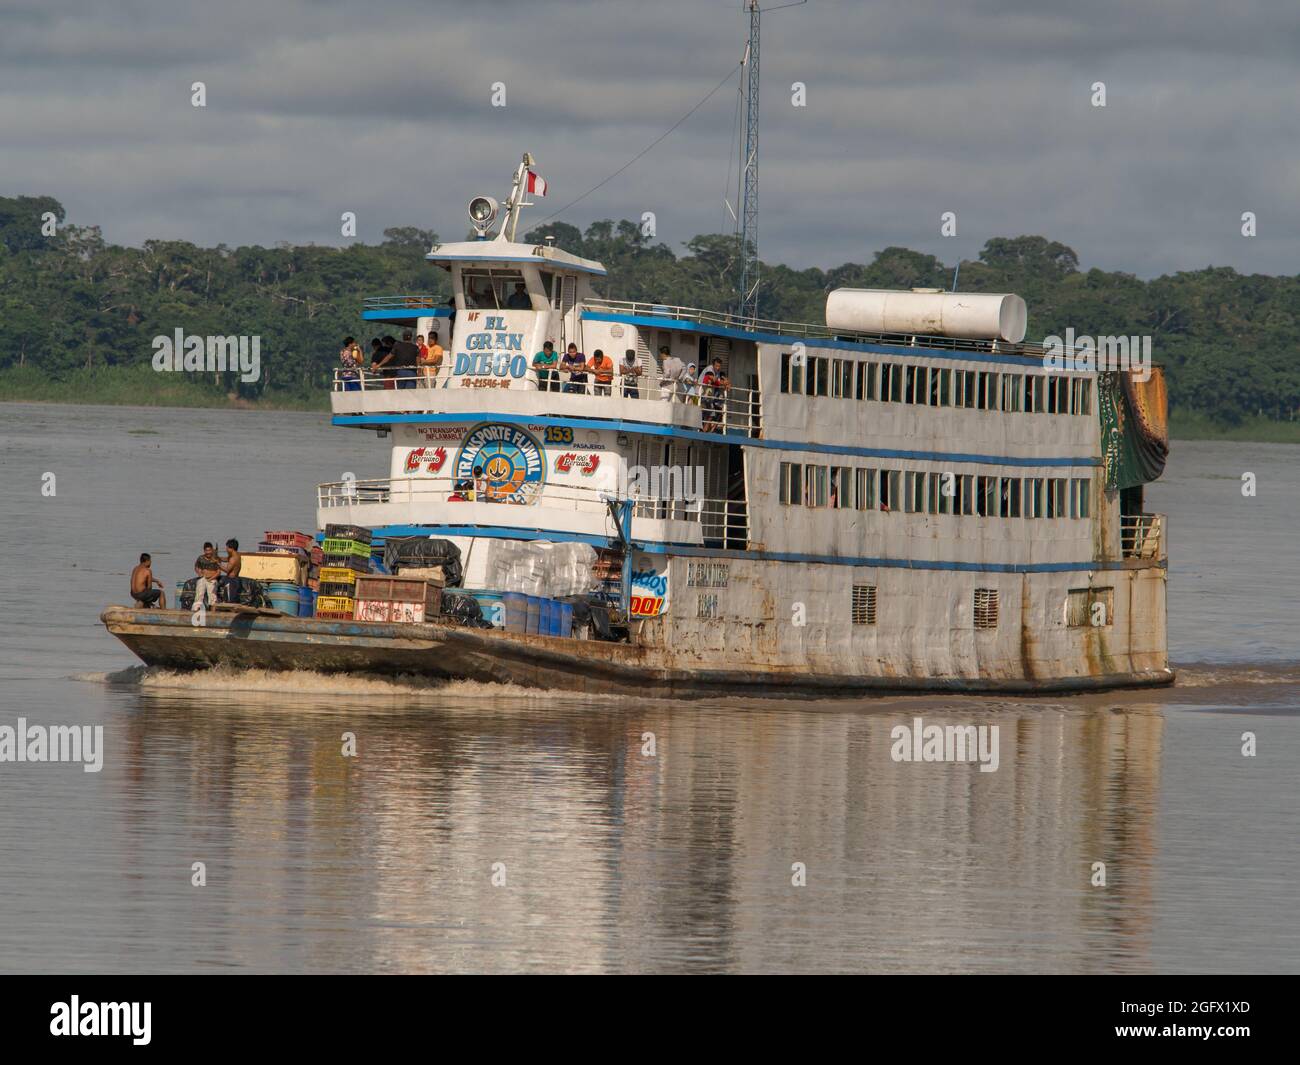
top-left (561, 343), bottom-right (587, 393)
top-left (533, 341), bottom-right (559, 392)
top-left (588, 349), bottom-right (615, 395)
top-left (700, 358), bottom-right (730, 431)
top-left (620, 348), bottom-right (643, 398)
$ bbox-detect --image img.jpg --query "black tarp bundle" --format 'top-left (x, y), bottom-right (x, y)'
top-left (440, 591), bottom-right (490, 628)
top-left (382, 537), bottom-right (463, 586)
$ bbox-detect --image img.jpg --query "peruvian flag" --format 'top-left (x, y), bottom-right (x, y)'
top-left (526, 169), bottom-right (548, 196)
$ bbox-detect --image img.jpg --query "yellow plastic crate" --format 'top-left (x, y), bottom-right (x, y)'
top-left (314, 595), bottom-right (355, 617)
top-left (318, 566), bottom-right (357, 585)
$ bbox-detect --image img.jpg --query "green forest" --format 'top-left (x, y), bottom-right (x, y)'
top-left (1, 193), bottom-right (1297, 438)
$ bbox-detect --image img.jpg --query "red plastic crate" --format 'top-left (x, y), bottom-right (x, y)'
top-left (264, 530), bottom-right (314, 550)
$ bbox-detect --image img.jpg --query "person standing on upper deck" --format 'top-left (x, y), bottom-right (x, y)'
top-left (700, 357), bottom-right (730, 431)
top-left (420, 330), bottom-right (444, 387)
top-left (388, 331), bottom-right (421, 389)
top-left (561, 343), bottom-right (587, 394)
top-left (506, 283), bottom-right (531, 310)
top-left (587, 349), bottom-right (615, 396)
top-left (533, 341), bottom-right (559, 392)
top-left (620, 349), bottom-right (643, 399)
top-left (659, 345), bottom-right (685, 401)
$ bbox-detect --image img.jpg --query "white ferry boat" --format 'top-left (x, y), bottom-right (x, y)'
top-left (104, 156), bottom-right (1172, 696)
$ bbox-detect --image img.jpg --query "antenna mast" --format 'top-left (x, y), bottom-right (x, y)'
top-left (738, 0), bottom-right (761, 319)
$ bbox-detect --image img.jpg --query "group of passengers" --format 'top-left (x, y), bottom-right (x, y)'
top-left (532, 342), bottom-right (731, 429)
top-left (339, 331), bottom-right (445, 390)
top-left (128, 540), bottom-right (243, 611)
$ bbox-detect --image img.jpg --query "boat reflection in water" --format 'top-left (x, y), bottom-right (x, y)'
top-left (111, 671), bottom-right (1166, 973)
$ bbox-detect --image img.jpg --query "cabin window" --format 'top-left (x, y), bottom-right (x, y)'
top-left (832, 466), bottom-right (855, 509)
top-left (806, 357), bottom-right (829, 397)
top-left (880, 469), bottom-right (900, 511)
top-left (934, 472), bottom-right (953, 514)
top-left (856, 362), bottom-right (876, 401)
top-left (831, 359), bottom-right (853, 399)
top-left (959, 370), bottom-right (977, 408)
top-left (1066, 586), bottom-right (1113, 627)
top-left (1047, 477), bottom-right (1068, 518)
top-left (976, 476), bottom-right (997, 517)
top-left (805, 465), bottom-right (828, 507)
top-left (1001, 374), bottom-right (1022, 412)
top-left (1071, 378), bottom-right (1092, 415)
top-left (904, 471), bottom-right (926, 513)
top-left (880, 363), bottom-right (903, 403)
top-left (856, 468), bottom-right (875, 510)
top-left (906, 365), bottom-right (929, 405)
top-left (958, 474), bottom-right (974, 516)
top-left (1000, 477), bottom-right (1022, 518)
top-left (973, 588), bottom-right (999, 629)
top-left (851, 585), bottom-right (878, 626)
top-left (779, 461), bottom-right (803, 505)
top-left (1025, 477), bottom-right (1045, 518)
top-left (1071, 478), bottom-right (1091, 518)
top-left (780, 352), bottom-right (803, 394)
top-left (977, 371), bottom-right (998, 410)
top-left (1025, 374), bottom-right (1044, 413)
top-left (461, 269), bottom-right (527, 310)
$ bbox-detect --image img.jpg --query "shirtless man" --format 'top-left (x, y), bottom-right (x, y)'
top-left (220, 538), bottom-right (242, 602)
top-left (130, 553), bottom-right (166, 608)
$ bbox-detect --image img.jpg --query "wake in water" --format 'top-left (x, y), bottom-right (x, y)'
top-left (75, 664), bottom-right (550, 701)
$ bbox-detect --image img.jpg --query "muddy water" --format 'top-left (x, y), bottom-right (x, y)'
top-left (0, 402), bottom-right (1296, 973)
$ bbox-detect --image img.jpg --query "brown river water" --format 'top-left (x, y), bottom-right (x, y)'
top-left (0, 401), bottom-right (1296, 973)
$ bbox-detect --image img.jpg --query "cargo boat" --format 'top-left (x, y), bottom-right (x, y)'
top-left (103, 155), bottom-right (1173, 696)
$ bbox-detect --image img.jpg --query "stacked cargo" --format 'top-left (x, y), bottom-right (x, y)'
top-left (315, 524), bottom-right (373, 619)
top-left (246, 530), bottom-right (317, 616)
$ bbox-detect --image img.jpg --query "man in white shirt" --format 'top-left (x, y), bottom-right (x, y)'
top-left (620, 349), bottom-right (643, 398)
top-left (658, 344), bottom-right (685, 401)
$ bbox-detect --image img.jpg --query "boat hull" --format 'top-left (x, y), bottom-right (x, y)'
top-left (100, 607), bottom-right (1174, 698)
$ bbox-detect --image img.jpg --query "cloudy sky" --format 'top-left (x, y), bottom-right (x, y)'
top-left (2, 0), bottom-right (1295, 278)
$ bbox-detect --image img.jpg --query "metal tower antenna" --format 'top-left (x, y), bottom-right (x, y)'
top-left (736, 1), bottom-right (806, 320)
top-left (737, 0), bottom-right (761, 319)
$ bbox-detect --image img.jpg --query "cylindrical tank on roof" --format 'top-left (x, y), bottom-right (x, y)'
top-left (825, 288), bottom-right (1027, 344)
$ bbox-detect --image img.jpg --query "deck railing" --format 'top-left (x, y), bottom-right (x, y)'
top-left (318, 476), bottom-right (749, 544)
top-left (333, 368), bottom-right (763, 436)
top-left (1121, 513), bottom-right (1165, 560)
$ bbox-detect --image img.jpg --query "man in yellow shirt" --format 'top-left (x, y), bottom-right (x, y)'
top-left (420, 329), bottom-right (445, 387)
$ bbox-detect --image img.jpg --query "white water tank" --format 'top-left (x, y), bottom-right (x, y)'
top-left (825, 288), bottom-right (1027, 344)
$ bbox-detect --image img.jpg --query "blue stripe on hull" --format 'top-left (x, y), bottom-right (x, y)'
top-left (366, 522), bottom-right (1151, 574)
top-left (332, 413), bottom-right (1100, 468)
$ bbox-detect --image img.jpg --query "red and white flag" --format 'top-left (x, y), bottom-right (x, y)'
top-left (526, 169), bottom-right (548, 196)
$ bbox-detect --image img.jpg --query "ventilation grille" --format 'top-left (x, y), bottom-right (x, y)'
top-left (851, 584), bottom-right (877, 625)
top-left (973, 588), bottom-right (999, 629)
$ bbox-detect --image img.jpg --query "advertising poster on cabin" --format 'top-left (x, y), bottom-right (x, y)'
top-left (392, 423), bottom-right (618, 505)
top-left (629, 551), bottom-right (669, 618)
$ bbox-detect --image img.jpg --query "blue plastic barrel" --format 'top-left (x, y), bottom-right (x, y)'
top-left (525, 596), bottom-right (541, 635)
top-left (558, 602), bottom-right (573, 638)
top-left (464, 589), bottom-right (505, 628)
top-left (503, 592), bottom-right (528, 634)
top-left (267, 580), bottom-right (300, 616)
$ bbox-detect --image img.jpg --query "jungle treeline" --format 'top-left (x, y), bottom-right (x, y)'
top-left (1, 193), bottom-right (1296, 429)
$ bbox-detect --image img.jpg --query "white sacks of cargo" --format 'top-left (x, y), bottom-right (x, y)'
top-left (474, 539), bottom-right (599, 598)
top-left (825, 288), bottom-right (1027, 344)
